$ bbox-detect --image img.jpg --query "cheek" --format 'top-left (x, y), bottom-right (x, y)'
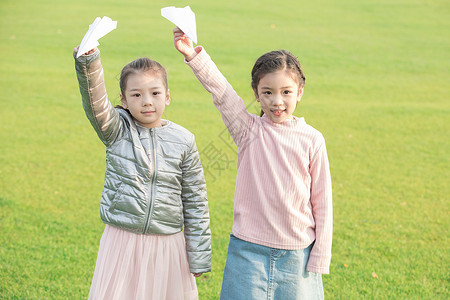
top-left (257, 93), bottom-right (268, 102)
top-left (259, 99), bottom-right (270, 109)
top-left (157, 98), bottom-right (168, 109)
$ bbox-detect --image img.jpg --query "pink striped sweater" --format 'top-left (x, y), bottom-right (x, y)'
top-left (187, 47), bottom-right (333, 274)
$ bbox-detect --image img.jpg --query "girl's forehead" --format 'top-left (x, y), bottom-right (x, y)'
top-left (126, 71), bottom-right (166, 89)
top-left (135, 69), bottom-right (162, 79)
top-left (258, 69), bottom-right (300, 87)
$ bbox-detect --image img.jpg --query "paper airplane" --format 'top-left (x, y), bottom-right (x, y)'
top-left (77, 16), bottom-right (117, 58)
top-left (161, 6), bottom-right (197, 44)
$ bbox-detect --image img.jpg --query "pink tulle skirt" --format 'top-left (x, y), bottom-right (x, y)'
top-left (88, 225), bottom-right (198, 300)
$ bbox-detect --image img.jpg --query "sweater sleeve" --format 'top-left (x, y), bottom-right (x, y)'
top-left (74, 49), bottom-right (122, 146)
top-left (306, 137), bottom-right (333, 274)
top-left (186, 47), bottom-right (253, 148)
top-left (181, 135), bottom-right (211, 273)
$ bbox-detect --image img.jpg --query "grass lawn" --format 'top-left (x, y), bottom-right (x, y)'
top-left (0, 0), bottom-right (448, 298)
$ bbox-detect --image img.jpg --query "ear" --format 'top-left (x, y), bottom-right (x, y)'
top-left (253, 89), bottom-right (260, 102)
top-left (120, 94), bottom-right (128, 108)
top-left (165, 89), bottom-right (171, 106)
top-left (297, 87), bottom-right (304, 103)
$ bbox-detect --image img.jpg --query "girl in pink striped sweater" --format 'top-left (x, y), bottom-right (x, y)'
top-left (174, 28), bottom-right (332, 300)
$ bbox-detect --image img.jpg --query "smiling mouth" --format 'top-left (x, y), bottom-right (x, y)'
top-left (272, 109), bottom-right (285, 116)
top-left (142, 111), bottom-right (155, 114)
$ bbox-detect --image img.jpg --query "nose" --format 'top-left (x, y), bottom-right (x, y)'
top-left (142, 94), bottom-right (153, 106)
top-left (272, 94), bottom-right (283, 106)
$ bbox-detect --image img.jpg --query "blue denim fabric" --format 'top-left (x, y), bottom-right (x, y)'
top-left (220, 234), bottom-right (324, 300)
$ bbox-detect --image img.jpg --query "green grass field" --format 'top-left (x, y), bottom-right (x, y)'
top-left (1, 0), bottom-right (449, 298)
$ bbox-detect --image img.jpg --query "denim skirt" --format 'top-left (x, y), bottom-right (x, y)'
top-left (220, 234), bottom-right (324, 300)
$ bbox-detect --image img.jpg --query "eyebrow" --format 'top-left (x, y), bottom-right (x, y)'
top-left (260, 85), bottom-right (296, 90)
top-left (128, 87), bottom-right (163, 92)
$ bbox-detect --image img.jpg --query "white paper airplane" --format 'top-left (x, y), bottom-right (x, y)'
top-left (77, 16), bottom-right (117, 58)
top-left (161, 6), bottom-right (197, 44)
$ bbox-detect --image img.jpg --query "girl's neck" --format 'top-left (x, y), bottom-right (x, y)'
top-left (262, 114), bottom-right (300, 127)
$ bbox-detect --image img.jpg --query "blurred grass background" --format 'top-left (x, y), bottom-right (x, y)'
top-left (0, 0), bottom-right (448, 298)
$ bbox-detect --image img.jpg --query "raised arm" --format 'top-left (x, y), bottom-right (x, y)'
top-left (73, 46), bottom-right (122, 146)
top-left (173, 28), bottom-right (253, 148)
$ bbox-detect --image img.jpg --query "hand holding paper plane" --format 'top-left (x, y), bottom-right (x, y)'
top-left (161, 6), bottom-right (197, 44)
top-left (77, 16), bottom-right (117, 58)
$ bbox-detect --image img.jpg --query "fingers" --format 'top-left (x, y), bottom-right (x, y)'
top-left (173, 35), bottom-right (185, 43)
top-left (74, 45), bottom-right (97, 56)
top-left (173, 27), bottom-right (189, 40)
top-left (173, 33), bottom-right (187, 42)
top-left (85, 48), bottom-right (97, 55)
top-left (173, 27), bottom-right (183, 35)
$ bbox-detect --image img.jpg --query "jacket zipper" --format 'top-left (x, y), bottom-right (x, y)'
top-left (143, 129), bottom-right (158, 233)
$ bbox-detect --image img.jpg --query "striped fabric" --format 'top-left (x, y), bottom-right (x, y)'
top-left (187, 47), bottom-right (333, 274)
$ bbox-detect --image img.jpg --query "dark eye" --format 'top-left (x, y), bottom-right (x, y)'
top-left (153, 91), bottom-right (160, 96)
top-left (263, 91), bottom-right (272, 95)
top-left (283, 90), bottom-right (291, 94)
top-left (132, 93), bottom-right (141, 97)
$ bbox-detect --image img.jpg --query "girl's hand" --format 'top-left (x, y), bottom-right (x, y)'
top-left (193, 273), bottom-right (203, 277)
top-left (73, 45), bottom-right (97, 56)
top-left (173, 27), bottom-right (196, 61)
